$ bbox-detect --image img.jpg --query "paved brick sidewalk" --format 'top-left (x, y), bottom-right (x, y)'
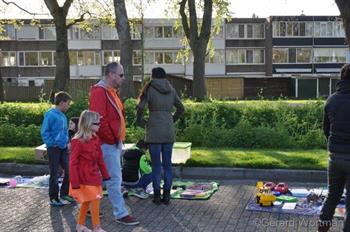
top-left (0, 180), bottom-right (343, 232)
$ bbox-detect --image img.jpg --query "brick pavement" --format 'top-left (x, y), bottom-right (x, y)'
top-left (0, 180), bottom-right (344, 232)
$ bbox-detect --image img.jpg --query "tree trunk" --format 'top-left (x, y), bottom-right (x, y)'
top-left (50, 17), bottom-right (70, 102)
top-left (192, 48), bottom-right (207, 100)
top-left (113, 0), bottom-right (135, 99)
top-left (0, 68), bottom-right (4, 103)
top-left (335, 0), bottom-right (350, 51)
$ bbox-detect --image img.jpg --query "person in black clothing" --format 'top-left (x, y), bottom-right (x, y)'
top-left (318, 64), bottom-right (350, 232)
top-left (122, 140), bottom-right (152, 199)
top-left (68, 117), bottom-right (79, 141)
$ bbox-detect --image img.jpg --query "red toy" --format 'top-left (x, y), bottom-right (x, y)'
top-left (263, 182), bottom-right (276, 190)
top-left (274, 182), bottom-right (289, 194)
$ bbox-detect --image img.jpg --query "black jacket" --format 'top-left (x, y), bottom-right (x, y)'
top-left (122, 148), bottom-right (144, 184)
top-left (323, 80), bottom-right (350, 154)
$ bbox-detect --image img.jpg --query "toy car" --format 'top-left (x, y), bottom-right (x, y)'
top-left (274, 182), bottom-right (289, 194)
top-left (256, 187), bottom-right (276, 207)
top-left (264, 182), bottom-right (276, 190)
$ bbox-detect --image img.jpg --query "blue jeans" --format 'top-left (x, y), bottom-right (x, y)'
top-left (125, 173), bottom-right (153, 190)
top-left (101, 143), bottom-right (128, 219)
top-left (149, 143), bottom-right (173, 192)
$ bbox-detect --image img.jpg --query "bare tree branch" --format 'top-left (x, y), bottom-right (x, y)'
top-left (179, 0), bottom-right (190, 39)
top-left (66, 11), bottom-right (91, 28)
top-left (1, 0), bottom-right (50, 16)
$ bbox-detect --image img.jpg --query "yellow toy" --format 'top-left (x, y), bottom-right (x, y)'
top-left (256, 181), bottom-right (276, 207)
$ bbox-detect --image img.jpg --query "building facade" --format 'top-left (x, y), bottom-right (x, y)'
top-left (0, 16), bottom-right (348, 98)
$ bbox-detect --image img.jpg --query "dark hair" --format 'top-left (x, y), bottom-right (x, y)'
top-left (340, 64), bottom-right (350, 80)
top-left (54, 91), bottom-right (72, 105)
top-left (105, 62), bottom-right (119, 76)
top-left (70, 117), bottom-right (79, 128)
top-left (138, 81), bottom-right (151, 103)
top-left (136, 139), bottom-right (148, 150)
top-left (152, 67), bottom-right (166, 79)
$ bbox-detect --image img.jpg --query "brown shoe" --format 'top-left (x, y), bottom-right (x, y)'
top-left (116, 215), bottom-right (140, 226)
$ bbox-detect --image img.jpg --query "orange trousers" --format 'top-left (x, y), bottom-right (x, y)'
top-left (77, 199), bottom-right (100, 228)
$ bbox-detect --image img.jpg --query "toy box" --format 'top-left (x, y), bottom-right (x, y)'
top-left (123, 142), bottom-right (192, 164)
top-left (172, 142), bottom-right (192, 164)
top-left (34, 144), bottom-right (48, 163)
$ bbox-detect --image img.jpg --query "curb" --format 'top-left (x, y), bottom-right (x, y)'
top-left (0, 163), bottom-right (327, 183)
top-left (173, 166), bottom-right (327, 183)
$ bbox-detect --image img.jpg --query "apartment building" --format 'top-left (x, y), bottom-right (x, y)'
top-left (0, 16), bottom-right (348, 98)
top-left (271, 16), bottom-right (347, 98)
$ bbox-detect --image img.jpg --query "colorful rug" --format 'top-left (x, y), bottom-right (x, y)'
top-left (246, 187), bottom-right (345, 218)
top-left (170, 181), bottom-right (219, 200)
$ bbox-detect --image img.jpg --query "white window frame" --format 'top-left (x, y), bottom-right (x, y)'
top-left (102, 50), bottom-right (120, 65)
top-left (0, 51), bottom-right (17, 66)
top-left (226, 47), bottom-right (265, 65)
top-left (226, 23), bottom-right (265, 39)
top-left (272, 47), bottom-right (312, 64)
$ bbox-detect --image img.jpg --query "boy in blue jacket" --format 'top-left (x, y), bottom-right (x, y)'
top-left (41, 91), bottom-right (74, 206)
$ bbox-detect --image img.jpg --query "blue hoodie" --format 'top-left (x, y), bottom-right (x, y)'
top-left (40, 107), bottom-right (69, 149)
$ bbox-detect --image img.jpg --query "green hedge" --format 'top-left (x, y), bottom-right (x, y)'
top-left (0, 100), bottom-right (327, 148)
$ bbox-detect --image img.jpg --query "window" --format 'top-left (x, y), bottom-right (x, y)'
top-left (144, 27), bottom-right (154, 38)
top-left (238, 24), bottom-right (244, 38)
top-left (155, 27), bottom-right (163, 38)
top-left (314, 48), bottom-right (346, 63)
top-left (145, 51), bottom-right (181, 64)
top-left (0, 25), bottom-right (16, 40)
top-left (334, 21), bottom-right (345, 37)
top-left (133, 50), bottom-right (142, 65)
top-left (17, 25), bottom-right (38, 40)
top-left (280, 22), bottom-right (286, 36)
top-left (296, 48), bottom-right (311, 63)
top-left (29, 80), bottom-right (35, 87)
top-left (80, 27), bottom-right (100, 40)
top-left (314, 21), bottom-right (344, 37)
top-left (273, 47), bottom-right (311, 63)
top-left (272, 48), bottom-right (288, 63)
top-left (164, 26), bottom-right (173, 38)
top-left (226, 23), bottom-right (264, 39)
top-left (164, 52), bottom-right (173, 64)
top-left (288, 48), bottom-right (296, 63)
top-left (69, 51), bottom-right (78, 65)
top-left (39, 26), bottom-right (56, 40)
top-left (26, 52), bottom-right (39, 65)
top-left (39, 52), bottom-right (54, 65)
top-left (131, 24), bottom-right (141, 39)
top-left (273, 21), bottom-right (313, 37)
top-left (103, 50), bottom-right (120, 65)
top-left (68, 27), bottom-right (80, 40)
top-left (226, 48), bottom-right (264, 64)
top-left (68, 26), bottom-right (100, 40)
top-left (155, 52), bottom-right (163, 64)
top-left (101, 25), bottom-right (118, 40)
top-left (70, 51), bottom-right (100, 65)
top-left (205, 50), bottom-right (224, 64)
top-left (0, 52), bottom-right (16, 66)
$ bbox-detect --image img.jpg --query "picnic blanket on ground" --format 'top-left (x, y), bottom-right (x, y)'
top-left (104, 180), bottom-right (219, 200)
top-left (170, 181), bottom-right (219, 200)
top-left (0, 175), bottom-right (51, 189)
top-left (246, 187), bottom-right (346, 218)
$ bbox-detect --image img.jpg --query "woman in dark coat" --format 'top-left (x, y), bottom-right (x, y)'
top-left (136, 67), bottom-right (184, 205)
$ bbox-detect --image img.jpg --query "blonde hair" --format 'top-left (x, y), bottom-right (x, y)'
top-left (74, 110), bottom-right (100, 141)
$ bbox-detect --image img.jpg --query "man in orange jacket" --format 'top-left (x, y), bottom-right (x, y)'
top-left (89, 62), bottom-right (139, 226)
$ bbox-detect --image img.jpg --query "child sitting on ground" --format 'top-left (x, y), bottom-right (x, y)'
top-left (122, 139), bottom-right (152, 199)
top-left (69, 110), bottom-right (110, 232)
